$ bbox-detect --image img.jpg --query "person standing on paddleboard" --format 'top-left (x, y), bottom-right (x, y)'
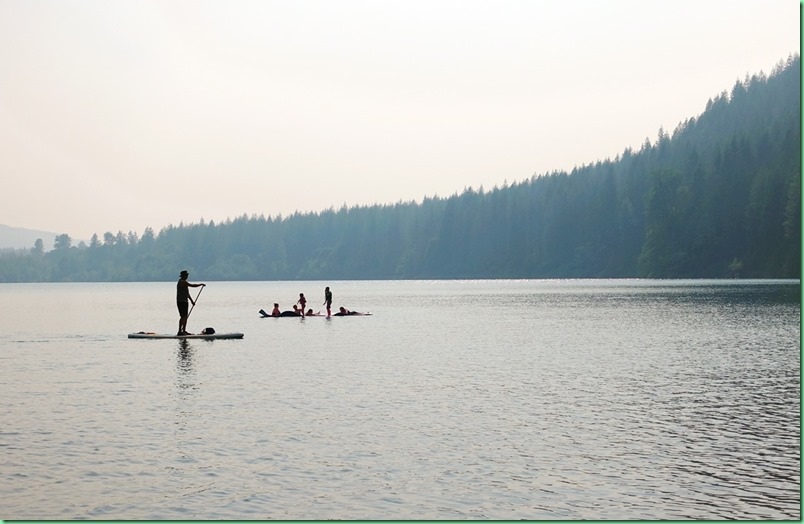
top-left (323, 286), bottom-right (333, 318)
top-left (296, 293), bottom-right (307, 317)
top-left (177, 270), bottom-right (205, 335)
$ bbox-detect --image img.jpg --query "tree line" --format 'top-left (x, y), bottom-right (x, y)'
top-left (1, 55), bottom-right (799, 282)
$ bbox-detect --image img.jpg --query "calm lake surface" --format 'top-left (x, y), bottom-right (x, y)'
top-left (0, 279), bottom-right (800, 520)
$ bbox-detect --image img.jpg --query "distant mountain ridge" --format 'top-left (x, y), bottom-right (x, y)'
top-left (0, 224), bottom-right (57, 250)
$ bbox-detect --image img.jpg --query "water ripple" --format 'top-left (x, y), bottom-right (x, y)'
top-left (0, 280), bottom-right (799, 519)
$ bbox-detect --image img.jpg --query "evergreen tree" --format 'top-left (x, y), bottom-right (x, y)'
top-left (0, 55), bottom-right (798, 282)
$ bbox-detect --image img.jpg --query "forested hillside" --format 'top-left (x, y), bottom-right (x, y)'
top-left (1, 55), bottom-right (799, 282)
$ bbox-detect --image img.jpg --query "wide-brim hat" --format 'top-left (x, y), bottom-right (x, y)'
top-left (180, 270), bottom-right (189, 277)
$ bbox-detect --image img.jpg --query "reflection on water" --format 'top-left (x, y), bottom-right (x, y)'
top-left (173, 339), bottom-right (199, 431)
top-left (175, 339), bottom-right (195, 388)
top-left (0, 280), bottom-right (799, 520)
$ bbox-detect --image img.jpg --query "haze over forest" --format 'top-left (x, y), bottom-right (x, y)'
top-left (3, 1), bottom-right (797, 241)
top-left (0, 54), bottom-right (800, 282)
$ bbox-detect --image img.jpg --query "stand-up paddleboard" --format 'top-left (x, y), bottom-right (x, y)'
top-left (259, 309), bottom-right (299, 318)
top-left (259, 309), bottom-right (369, 317)
top-left (128, 331), bottom-right (244, 340)
top-left (259, 309), bottom-right (326, 317)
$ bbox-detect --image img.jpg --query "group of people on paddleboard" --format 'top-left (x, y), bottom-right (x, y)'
top-left (262, 286), bottom-right (363, 318)
top-left (178, 271), bottom-right (366, 334)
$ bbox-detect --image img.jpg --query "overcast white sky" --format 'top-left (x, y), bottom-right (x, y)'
top-left (0, 0), bottom-right (799, 240)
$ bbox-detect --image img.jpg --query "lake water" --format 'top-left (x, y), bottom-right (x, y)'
top-left (0, 279), bottom-right (800, 520)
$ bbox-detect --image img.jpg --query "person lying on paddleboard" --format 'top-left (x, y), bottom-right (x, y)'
top-left (332, 306), bottom-right (369, 316)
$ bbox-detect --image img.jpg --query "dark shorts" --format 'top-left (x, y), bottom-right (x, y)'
top-left (177, 301), bottom-right (189, 317)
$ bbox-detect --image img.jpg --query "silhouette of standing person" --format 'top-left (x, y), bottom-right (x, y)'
top-left (177, 270), bottom-right (205, 335)
top-left (323, 286), bottom-right (333, 318)
top-left (297, 293), bottom-right (307, 317)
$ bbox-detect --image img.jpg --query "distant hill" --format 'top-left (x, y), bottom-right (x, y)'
top-left (0, 55), bottom-right (799, 281)
top-left (0, 224), bottom-right (57, 250)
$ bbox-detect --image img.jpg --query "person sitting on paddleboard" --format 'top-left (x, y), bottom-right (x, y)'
top-left (271, 303), bottom-right (281, 316)
top-left (177, 270), bottom-right (205, 335)
top-left (277, 305), bottom-right (302, 317)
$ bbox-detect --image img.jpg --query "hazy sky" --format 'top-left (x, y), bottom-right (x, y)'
top-left (1, 0), bottom-right (799, 240)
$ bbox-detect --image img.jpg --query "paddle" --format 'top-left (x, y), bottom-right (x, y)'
top-left (187, 285), bottom-right (204, 320)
